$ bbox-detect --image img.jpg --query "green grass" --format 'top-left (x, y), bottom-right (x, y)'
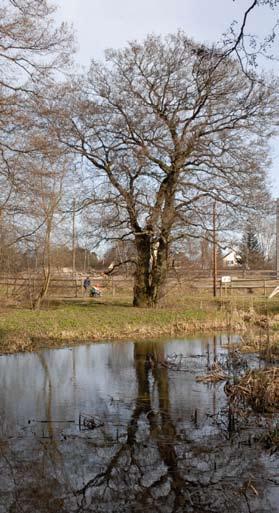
top-left (0, 295), bottom-right (225, 353)
top-left (1, 291), bottom-right (279, 354)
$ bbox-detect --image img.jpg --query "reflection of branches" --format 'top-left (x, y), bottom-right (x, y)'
top-left (36, 354), bottom-right (77, 503)
top-left (76, 359), bottom-right (151, 510)
top-left (77, 443), bottom-right (130, 508)
top-left (75, 346), bottom-right (195, 513)
top-left (0, 447), bottom-right (24, 513)
top-left (72, 342), bottom-right (273, 513)
top-left (0, 341), bottom-right (276, 513)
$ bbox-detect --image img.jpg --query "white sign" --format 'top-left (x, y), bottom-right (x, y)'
top-left (221, 276), bottom-right (231, 284)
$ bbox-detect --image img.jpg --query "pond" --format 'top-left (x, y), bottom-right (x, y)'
top-left (0, 335), bottom-right (278, 513)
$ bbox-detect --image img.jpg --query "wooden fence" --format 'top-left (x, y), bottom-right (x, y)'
top-left (0, 274), bottom-right (132, 299)
top-left (0, 270), bottom-right (278, 299)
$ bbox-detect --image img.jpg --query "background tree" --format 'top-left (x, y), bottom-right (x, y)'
top-left (0, 0), bottom-right (74, 267)
top-left (254, 210), bottom-right (276, 265)
top-left (30, 157), bottom-right (69, 309)
top-left (238, 223), bottom-right (266, 269)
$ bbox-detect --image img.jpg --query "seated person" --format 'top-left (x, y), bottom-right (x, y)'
top-left (89, 285), bottom-right (101, 297)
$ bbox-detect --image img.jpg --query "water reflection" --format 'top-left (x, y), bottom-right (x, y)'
top-left (0, 336), bottom-right (277, 513)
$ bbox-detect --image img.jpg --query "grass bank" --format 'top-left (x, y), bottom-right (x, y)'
top-left (0, 293), bottom-right (279, 355)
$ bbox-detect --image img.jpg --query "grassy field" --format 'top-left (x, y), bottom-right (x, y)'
top-left (1, 289), bottom-right (279, 354)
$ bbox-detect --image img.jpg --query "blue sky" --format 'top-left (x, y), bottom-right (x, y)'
top-left (55, 0), bottom-right (279, 196)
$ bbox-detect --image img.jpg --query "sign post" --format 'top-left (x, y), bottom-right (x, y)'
top-left (221, 276), bottom-right (232, 297)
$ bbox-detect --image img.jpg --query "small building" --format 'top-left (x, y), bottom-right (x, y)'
top-left (222, 249), bottom-right (239, 268)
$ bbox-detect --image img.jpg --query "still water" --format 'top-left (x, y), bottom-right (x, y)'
top-left (0, 335), bottom-right (278, 513)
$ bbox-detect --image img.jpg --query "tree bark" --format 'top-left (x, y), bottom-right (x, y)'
top-left (133, 234), bottom-right (169, 307)
top-left (133, 234), bottom-right (152, 307)
top-left (149, 238), bottom-right (168, 305)
top-left (32, 217), bottom-right (52, 310)
top-left (32, 266), bottom-right (51, 310)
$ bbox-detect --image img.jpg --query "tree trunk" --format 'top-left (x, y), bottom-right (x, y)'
top-left (33, 268), bottom-right (51, 310)
top-left (33, 217), bottom-right (52, 310)
top-left (149, 238), bottom-right (168, 305)
top-left (133, 235), bottom-right (168, 307)
top-left (133, 234), bottom-right (152, 307)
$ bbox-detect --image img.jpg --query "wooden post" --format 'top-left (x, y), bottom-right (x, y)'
top-left (212, 201), bottom-right (217, 297)
top-left (72, 198), bottom-right (76, 275)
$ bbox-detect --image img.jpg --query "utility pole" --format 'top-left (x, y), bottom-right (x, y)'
top-left (212, 200), bottom-right (217, 297)
top-left (72, 197), bottom-right (76, 275)
top-left (276, 198), bottom-right (279, 280)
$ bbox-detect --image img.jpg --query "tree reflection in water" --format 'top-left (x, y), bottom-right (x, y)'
top-left (0, 340), bottom-right (277, 513)
top-left (75, 343), bottom-right (276, 513)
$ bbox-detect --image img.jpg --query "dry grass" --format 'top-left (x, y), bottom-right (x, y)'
top-left (229, 368), bottom-right (279, 413)
top-left (195, 361), bottom-right (228, 383)
top-left (239, 333), bottom-right (279, 362)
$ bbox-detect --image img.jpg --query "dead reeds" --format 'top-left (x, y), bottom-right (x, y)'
top-left (228, 368), bottom-right (279, 413)
top-left (239, 332), bottom-right (279, 357)
top-left (195, 362), bottom-right (228, 383)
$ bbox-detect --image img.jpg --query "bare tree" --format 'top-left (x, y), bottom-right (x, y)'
top-left (0, 0), bottom-right (74, 264)
top-left (0, 0), bottom-right (73, 155)
top-left (30, 157), bottom-right (69, 309)
top-left (51, 32), bottom-right (278, 306)
top-left (223, 0), bottom-right (279, 71)
top-left (0, 0), bottom-right (72, 92)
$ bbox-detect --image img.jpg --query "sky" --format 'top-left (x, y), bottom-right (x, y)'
top-left (55, 0), bottom-right (279, 196)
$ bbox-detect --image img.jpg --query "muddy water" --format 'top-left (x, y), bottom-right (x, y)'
top-left (0, 335), bottom-right (277, 513)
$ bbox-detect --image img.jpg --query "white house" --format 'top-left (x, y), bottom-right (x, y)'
top-left (222, 249), bottom-right (239, 267)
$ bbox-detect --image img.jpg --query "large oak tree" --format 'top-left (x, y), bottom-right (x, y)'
top-left (50, 32), bottom-right (278, 306)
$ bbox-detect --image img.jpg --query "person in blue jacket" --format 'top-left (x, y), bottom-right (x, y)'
top-left (83, 276), bottom-right (91, 295)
